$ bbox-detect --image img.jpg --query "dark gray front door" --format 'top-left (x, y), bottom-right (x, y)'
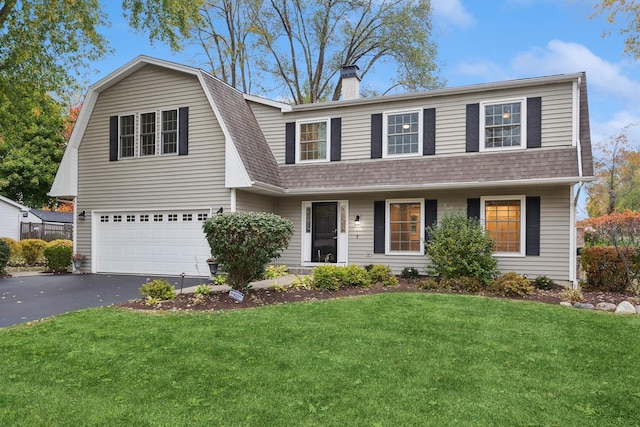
top-left (311, 202), bottom-right (338, 263)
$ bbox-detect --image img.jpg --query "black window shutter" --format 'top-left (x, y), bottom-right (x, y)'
top-left (371, 113), bottom-right (383, 159)
top-left (285, 122), bottom-right (296, 164)
top-left (178, 107), bottom-right (189, 155)
top-left (424, 199), bottom-right (438, 244)
top-left (526, 196), bottom-right (541, 256)
top-left (527, 97), bottom-right (542, 149)
top-left (423, 108), bottom-right (436, 156)
top-left (373, 200), bottom-right (385, 254)
top-left (467, 198), bottom-right (480, 220)
top-left (109, 115), bottom-right (118, 161)
top-left (330, 118), bottom-right (341, 161)
top-left (466, 103), bottom-right (480, 152)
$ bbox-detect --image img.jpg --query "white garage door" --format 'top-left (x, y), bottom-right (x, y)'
top-left (95, 210), bottom-right (212, 276)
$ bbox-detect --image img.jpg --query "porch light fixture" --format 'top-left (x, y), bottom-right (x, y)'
top-left (354, 215), bottom-right (360, 227)
top-left (78, 210), bottom-right (86, 220)
top-left (22, 210), bottom-right (28, 218)
top-left (216, 207), bottom-right (224, 214)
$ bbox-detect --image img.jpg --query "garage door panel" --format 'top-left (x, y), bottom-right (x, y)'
top-left (96, 210), bottom-right (211, 276)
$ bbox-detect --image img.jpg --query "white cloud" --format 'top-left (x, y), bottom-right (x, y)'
top-left (431, 0), bottom-right (475, 29)
top-left (512, 40), bottom-right (640, 102)
top-left (591, 112), bottom-right (640, 149)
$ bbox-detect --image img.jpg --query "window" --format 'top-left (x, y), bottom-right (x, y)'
top-left (126, 215), bottom-right (135, 222)
top-left (297, 119), bottom-right (329, 162)
top-left (161, 110), bottom-right (178, 154)
top-left (182, 213), bottom-right (192, 222)
top-left (168, 214), bottom-right (178, 222)
top-left (384, 110), bottom-right (421, 156)
top-left (387, 200), bottom-right (424, 254)
top-left (100, 215), bottom-right (109, 223)
top-left (113, 215), bottom-right (122, 222)
top-left (481, 99), bottom-right (525, 150)
top-left (154, 214), bottom-right (163, 222)
top-left (119, 115), bottom-right (135, 158)
top-left (198, 213), bottom-right (208, 221)
top-left (140, 112), bottom-right (156, 156)
top-left (481, 196), bottom-right (525, 256)
top-left (140, 214), bottom-right (149, 222)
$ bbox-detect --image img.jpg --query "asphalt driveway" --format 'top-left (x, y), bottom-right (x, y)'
top-left (0, 273), bottom-right (205, 328)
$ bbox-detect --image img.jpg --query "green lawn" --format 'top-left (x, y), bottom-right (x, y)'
top-left (1, 293), bottom-right (639, 426)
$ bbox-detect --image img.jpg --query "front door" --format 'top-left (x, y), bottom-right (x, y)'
top-left (311, 202), bottom-right (338, 263)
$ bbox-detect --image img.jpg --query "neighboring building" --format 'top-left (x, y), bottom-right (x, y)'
top-left (50, 56), bottom-right (594, 283)
top-left (0, 195), bottom-right (40, 240)
top-left (21, 209), bottom-right (74, 241)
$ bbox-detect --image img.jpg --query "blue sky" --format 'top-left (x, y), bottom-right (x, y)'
top-left (94, 0), bottom-right (639, 151)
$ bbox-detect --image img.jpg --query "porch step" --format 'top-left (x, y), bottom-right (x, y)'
top-left (286, 266), bottom-right (313, 276)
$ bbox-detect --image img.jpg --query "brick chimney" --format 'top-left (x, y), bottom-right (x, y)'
top-left (340, 64), bottom-right (361, 100)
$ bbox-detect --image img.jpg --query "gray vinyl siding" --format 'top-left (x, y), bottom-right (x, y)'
top-left (251, 82), bottom-right (574, 163)
top-left (76, 64), bottom-right (229, 265)
top-left (274, 185), bottom-right (572, 281)
top-left (235, 190), bottom-right (276, 213)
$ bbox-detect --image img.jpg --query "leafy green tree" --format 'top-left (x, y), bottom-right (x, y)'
top-left (592, 0), bottom-right (640, 59)
top-left (0, 90), bottom-right (66, 207)
top-left (425, 213), bottom-right (497, 285)
top-left (202, 212), bottom-right (294, 290)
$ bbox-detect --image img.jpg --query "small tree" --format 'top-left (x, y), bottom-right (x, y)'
top-left (425, 213), bottom-right (497, 285)
top-left (202, 212), bottom-right (294, 290)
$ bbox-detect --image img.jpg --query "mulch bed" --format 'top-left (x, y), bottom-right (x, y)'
top-left (117, 279), bottom-right (637, 313)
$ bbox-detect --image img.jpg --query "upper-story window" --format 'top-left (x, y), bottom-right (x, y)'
top-left (297, 119), bottom-right (329, 162)
top-left (481, 99), bottom-right (525, 150)
top-left (119, 115), bottom-right (135, 158)
top-left (162, 110), bottom-right (178, 154)
top-left (140, 112), bottom-right (156, 156)
top-left (117, 109), bottom-right (179, 159)
top-left (384, 110), bottom-right (422, 157)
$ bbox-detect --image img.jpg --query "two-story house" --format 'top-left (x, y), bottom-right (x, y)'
top-left (50, 56), bottom-right (593, 284)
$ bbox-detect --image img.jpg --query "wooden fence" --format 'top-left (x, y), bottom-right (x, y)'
top-left (20, 223), bottom-right (73, 242)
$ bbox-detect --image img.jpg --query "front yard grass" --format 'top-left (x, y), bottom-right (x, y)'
top-left (1, 293), bottom-right (639, 426)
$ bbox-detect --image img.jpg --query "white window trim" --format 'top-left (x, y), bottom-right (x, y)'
top-left (160, 108), bottom-right (180, 156)
top-left (118, 113), bottom-right (136, 160)
top-left (139, 110), bottom-right (157, 157)
top-left (385, 199), bottom-right (425, 256)
top-left (479, 97), bottom-right (526, 152)
top-left (480, 195), bottom-right (526, 257)
top-left (117, 107), bottom-right (181, 159)
top-left (383, 108), bottom-right (423, 158)
top-left (296, 118), bottom-right (331, 163)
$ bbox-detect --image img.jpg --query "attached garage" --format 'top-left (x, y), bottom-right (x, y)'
top-left (95, 210), bottom-right (212, 277)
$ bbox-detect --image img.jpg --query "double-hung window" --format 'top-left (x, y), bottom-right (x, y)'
top-left (119, 115), bottom-right (135, 158)
top-left (140, 112), bottom-right (156, 156)
top-left (297, 119), bottom-right (329, 162)
top-left (481, 196), bottom-right (525, 256)
top-left (161, 109), bottom-right (178, 154)
top-left (481, 99), bottom-right (525, 150)
top-left (384, 110), bottom-right (422, 157)
top-left (387, 199), bottom-right (424, 254)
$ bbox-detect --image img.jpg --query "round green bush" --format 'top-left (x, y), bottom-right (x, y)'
top-left (533, 275), bottom-right (556, 290)
top-left (20, 239), bottom-right (47, 265)
top-left (490, 272), bottom-right (533, 297)
top-left (139, 279), bottom-right (176, 300)
top-left (43, 245), bottom-right (72, 273)
top-left (311, 265), bottom-right (341, 291)
top-left (425, 213), bottom-right (497, 285)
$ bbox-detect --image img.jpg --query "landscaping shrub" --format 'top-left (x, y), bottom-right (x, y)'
top-left (202, 212), bottom-right (294, 290)
top-left (580, 246), bottom-right (635, 292)
top-left (490, 272), bottom-right (532, 297)
top-left (139, 279), bottom-right (176, 301)
top-left (46, 239), bottom-right (73, 249)
top-left (560, 288), bottom-right (584, 303)
top-left (442, 276), bottom-right (485, 293)
top-left (425, 213), bottom-right (497, 284)
top-left (0, 239), bottom-right (9, 273)
top-left (43, 245), bottom-right (72, 273)
top-left (418, 278), bottom-right (440, 290)
top-left (194, 284), bottom-right (212, 295)
top-left (19, 239), bottom-right (47, 265)
top-left (367, 264), bottom-right (392, 284)
top-left (290, 275), bottom-right (313, 290)
top-left (400, 267), bottom-right (419, 279)
top-left (382, 274), bottom-right (399, 287)
top-left (263, 264), bottom-right (288, 279)
top-left (533, 275), bottom-right (556, 290)
top-left (0, 237), bottom-right (21, 264)
top-left (341, 264), bottom-right (371, 288)
top-left (311, 265), bottom-right (341, 290)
